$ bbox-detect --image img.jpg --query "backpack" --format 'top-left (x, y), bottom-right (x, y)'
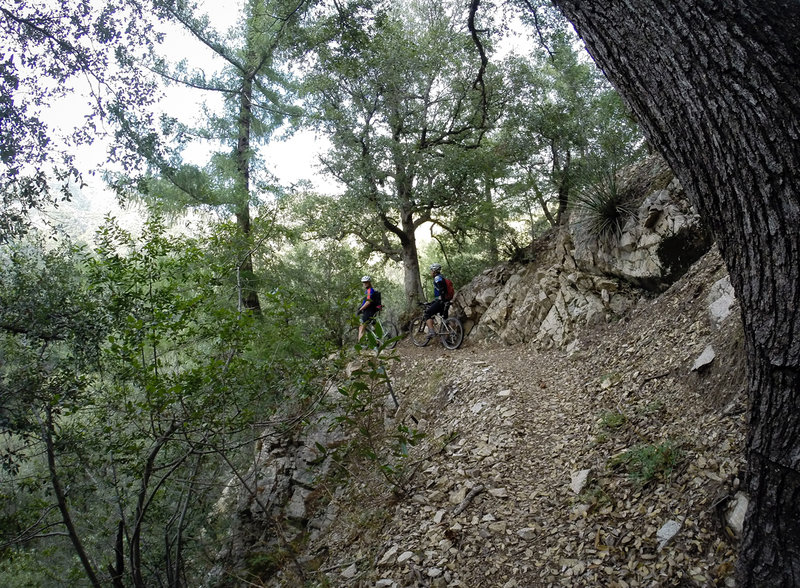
top-left (371, 289), bottom-right (382, 309)
top-left (443, 278), bottom-right (455, 301)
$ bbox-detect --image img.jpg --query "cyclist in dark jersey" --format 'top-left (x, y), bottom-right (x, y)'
top-left (424, 263), bottom-right (446, 336)
top-left (357, 275), bottom-right (381, 341)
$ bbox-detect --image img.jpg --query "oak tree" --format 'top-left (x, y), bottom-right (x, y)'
top-left (548, 1), bottom-right (800, 584)
top-left (303, 0), bottom-right (497, 309)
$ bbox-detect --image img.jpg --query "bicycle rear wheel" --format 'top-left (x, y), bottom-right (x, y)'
top-left (410, 317), bottom-right (431, 347)
top-left (441, 317), bottom-right (463, 350)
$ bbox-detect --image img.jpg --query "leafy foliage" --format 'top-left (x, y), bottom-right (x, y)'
top-left (0, 0), bottom-right (159, 241)
top-left (496, 31), bottom-right (644, 231)
top-left (331, 327), bottom-right (423, 494)
top-left (301, 0), bottom-right (500, 308)
top-left (0, 212), bottom-right (324, 585)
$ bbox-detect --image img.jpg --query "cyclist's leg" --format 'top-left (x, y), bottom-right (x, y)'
top-left (424, 300), bottom-right (445, 335)
top-left (358, 308), bottom-right (377, 340)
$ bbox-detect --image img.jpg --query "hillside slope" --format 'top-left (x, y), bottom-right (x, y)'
top-left (261, 246), bottom-right (748, 586)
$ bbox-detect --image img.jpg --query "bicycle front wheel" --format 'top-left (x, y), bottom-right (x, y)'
top-left (382, 321), bottom-right (399, 349)
top-left (410, 317), bottom-right (430, 347)
top-left (441, 317), bottom-right (463, 350)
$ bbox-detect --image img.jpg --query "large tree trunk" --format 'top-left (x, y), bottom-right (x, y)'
top-left (485, 176), bottom-right (499, 265)
top-left (553, 147), bottom-right (571, 225)
top-left (550, 1), bottom-right (800, 584)
top-left (398, 209), bottom-right (425, 311)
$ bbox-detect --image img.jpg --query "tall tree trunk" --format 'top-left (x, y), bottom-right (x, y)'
top-left (554, 148), bottom-right (571, 225)
top-left (550, 1), bottom-right (800, 584)
top-left (235, 74), bottom-right (261, 313)
top-left (40, 408), bottom-right (102, 587)
top-left (399, 209), bottom-right (425, 311)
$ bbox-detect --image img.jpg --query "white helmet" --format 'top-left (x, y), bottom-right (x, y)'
top-left (429, 263), bottom-right (442, 272)
top-left (361, 275), bottom-right (371, 283)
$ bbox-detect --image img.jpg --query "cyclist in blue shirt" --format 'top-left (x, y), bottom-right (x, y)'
top-left (357, 275), bottom-right (381, 341)
top-left (424, 263), bottom-right (446, 336)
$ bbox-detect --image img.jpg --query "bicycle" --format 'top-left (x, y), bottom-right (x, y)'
top-left (409, 302), bottom-right (463, 350)
top-left (348, 314), bottom-right (400, 350)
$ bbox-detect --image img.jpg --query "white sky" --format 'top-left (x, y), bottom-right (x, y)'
top-left (40, 0), bottom-right (543, 237)
top-left (39, 0), bottom-right (332, 231)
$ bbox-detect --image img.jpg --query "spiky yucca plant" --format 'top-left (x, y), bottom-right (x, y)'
top-left (571, 173), bottom-right (638, 238)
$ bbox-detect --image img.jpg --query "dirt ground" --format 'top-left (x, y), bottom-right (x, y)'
top-left (281, 248), bottom-right (749, 587)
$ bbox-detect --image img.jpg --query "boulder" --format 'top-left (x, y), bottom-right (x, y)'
top-left (570, 156), bottom-right (713, 291)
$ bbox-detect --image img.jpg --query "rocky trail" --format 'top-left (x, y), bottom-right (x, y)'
top-left (297, 248), bottom-right (749, 587)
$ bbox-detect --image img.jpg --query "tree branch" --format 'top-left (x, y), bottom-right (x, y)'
top-left (38, 407), bottom-right (102, 587)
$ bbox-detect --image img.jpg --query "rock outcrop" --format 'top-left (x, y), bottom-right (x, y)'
top-left (209, 382), bottom-right (350, 582)
top-left (570, 156), bottom-right (712, 290)
top-left (453, 155), bottom-right (713, 349)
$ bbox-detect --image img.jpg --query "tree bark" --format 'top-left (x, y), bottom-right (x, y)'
top-left (235, 72), bottom-right (261, 313)
top-left (549, 1), bottom-right (800, 584)
top-left (553, 147), bottom-right (571, 225)
top-left (485, 176), bottom-right (499, 265)
top-left (40, 408), bottom-right (102, 587)
top-left (397, 208), bottom-right (425, 310)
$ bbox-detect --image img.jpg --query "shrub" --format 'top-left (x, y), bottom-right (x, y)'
top-left (610, 440), bottom-right (683, 485)
top-left (598, 410), bottom-right (627, 429)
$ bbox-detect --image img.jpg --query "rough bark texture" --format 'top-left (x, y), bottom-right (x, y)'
top-left (399, 209), bottom-right (425, 310)
top-left (550, 1), bottom-right (800, 585)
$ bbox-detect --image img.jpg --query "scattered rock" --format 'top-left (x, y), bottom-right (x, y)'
top-left (657, 520), bottom-right (682, 550)
top-left (397, 551), bottom-right (415, 564)
top-left (692, 345), bottom-right (716, 371)
top-left (516, 528), bottom-right (537, 541)
top-left (708, 276), bottom-right (736, 328)
top-left (570, 469), bottom-right (592, 494)
top-left (378, 546), bottom-right (399, 565)
top-left (725, 492), bottom-right (749, 536)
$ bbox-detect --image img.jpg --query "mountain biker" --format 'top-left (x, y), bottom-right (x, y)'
top-left (357, 275), bottom-right (381, 341)
top-left (424, 263), bottom-right (447, 337)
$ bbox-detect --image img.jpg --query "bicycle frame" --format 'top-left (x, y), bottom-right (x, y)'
top-left (410, 302), bottom-right (463, 349)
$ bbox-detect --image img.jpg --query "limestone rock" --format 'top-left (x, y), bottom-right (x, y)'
top-left (725, 492), bottom-right (749, 537)
top-left (657, 520), bottom-right (682, 550)
top-left (453, 156), bottom-right (711, 351)
top-left (708, 276), bottom-right (736, 328)
top-left (692, 345), bottom-right (716, 371)
top-left (341, 563), bottom-right (358, 578)
top-left (569, 469), bottom-right (592, 495)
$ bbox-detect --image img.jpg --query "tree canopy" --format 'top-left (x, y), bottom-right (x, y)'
top-left (301, 0), bottom-right (500, 308)
top-left (0, 0), bottom-right (158, 241)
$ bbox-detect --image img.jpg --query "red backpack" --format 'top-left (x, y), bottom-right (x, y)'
top-left (443, 277), bottom-right (455, 301)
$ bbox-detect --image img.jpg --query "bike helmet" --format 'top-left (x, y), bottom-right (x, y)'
top-left (361, 275), bottom-right (371, 283)
top-left (429, 263), bottom-right (442, 272)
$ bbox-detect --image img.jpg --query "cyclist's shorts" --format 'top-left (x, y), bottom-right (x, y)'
top-left (360, 308), bottom-right (379, 323)
top-left (423, 299), bottom-right (445, 320)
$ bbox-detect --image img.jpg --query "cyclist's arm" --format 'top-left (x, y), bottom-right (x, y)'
top-left (358, 288), bottom-right (373, 312)
top-left (433, 275), bottom-right (444, 300)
